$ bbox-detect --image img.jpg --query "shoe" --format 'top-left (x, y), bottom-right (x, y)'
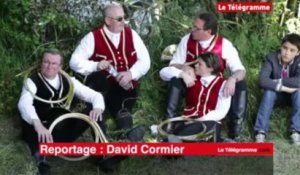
top-left (290, 132), bottom-right (300, 146)
top-left (222, 137), bottom-right (236, 143)
top-left (98, 156), bottom-right (126, 172)
top-left (126, 126), bottom-right (145, 142)
top-left (255, 133), bottom-right (266, 143)
top-left (38, 162), bottom-right (51, 175)
top-left (167, 135), bottom-right (182, 143)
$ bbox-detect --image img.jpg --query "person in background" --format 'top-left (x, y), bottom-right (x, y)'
top-left (254, 33), bottom-right (300, 145)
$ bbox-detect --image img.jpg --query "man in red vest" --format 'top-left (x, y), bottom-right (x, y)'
top-left (70, 2), bottom-right (150, 137)
top-left (160, 12), bottom-right (247, 141)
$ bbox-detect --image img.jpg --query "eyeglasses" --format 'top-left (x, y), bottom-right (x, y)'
top-left (42, 60), bottom-right (61, 66)
top-left (107, 16), bottom-right (125, 22)
top-left (192, 26), bottom-right (205, 31)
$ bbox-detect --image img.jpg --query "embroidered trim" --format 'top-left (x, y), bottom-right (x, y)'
top-left (184, 106), bottom-right (195, 112)
top-left (187, 51), bottom-right (195, 58)
top-left (95, 54), bottom-right (107, 59)
top-left (122, 28), bottom-right (129, 70)
top-left (100, 28), bottom-right (117, 67)
top-left (38, 73), bottom-right (55, 107)
top-left (202, 76), bottom-right (221, 115)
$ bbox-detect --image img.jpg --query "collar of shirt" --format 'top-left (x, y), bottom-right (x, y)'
top-left (43, 74), bottom-right (60, 90)
top-left (200, 75), bottom-right (216, 87)
top-left (199, 35), bottom-right (215, 49)
top-left (103, 25), bottom-right (120, 48)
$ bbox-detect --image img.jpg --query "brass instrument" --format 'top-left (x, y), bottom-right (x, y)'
top-left (157, 116), bottom-right (217, 142)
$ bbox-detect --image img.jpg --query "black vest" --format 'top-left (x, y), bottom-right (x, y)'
top-left (30, 72), bottom-right (70, 121)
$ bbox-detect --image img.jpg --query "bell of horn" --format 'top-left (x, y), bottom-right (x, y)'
top-left (161, 44), bottom-right (177, 61)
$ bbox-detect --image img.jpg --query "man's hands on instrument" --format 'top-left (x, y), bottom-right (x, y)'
top-left (97, 60), bottom-right (112, 70)
top-left (223, 77), bottom-right (236, 97)
top-left (116, 71), bottom-right (133, 89)
top-left (33, 119), bottom-right (53, 143)
top-left (89, 108), bottom-right (103, 121)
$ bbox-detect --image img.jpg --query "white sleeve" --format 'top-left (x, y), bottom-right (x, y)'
top-left (18, 79), bottom-right (39, 125)
top-left (197, 81), bottom-right (231, 122)
top-left (222, 38), bottom-right (245, 73)
top-left (169, 34), bottom-right (189, 65)
top-left (72, 78), bottom-right (105, 110)
top-left (159, 34), bottom-right (189, 81)
top-left (159, 67), bottom-right (182, 81)
top-left (70, 32), bottom-right (99, 76)
top-left (129, 30), bottom-right (151, 80)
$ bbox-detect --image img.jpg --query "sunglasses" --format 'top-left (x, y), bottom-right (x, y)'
top-left (107, 16), bottom-right (125, 22)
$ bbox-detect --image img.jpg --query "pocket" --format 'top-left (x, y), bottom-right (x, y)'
top-left (131, 51), bottom-right (136, 57)
top-left (184, 106), bottom-right (195, 112)
top-left (95, 54), bottom-right (107, 60)
top-left (187, 51), bottom-right (195, 58)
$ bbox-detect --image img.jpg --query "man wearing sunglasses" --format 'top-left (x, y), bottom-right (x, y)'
top-left (160, 12), bottom-right (247, 141)
top-left (70, 2), bottom-right (150, 143)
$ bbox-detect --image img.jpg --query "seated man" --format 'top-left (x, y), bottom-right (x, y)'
top-left (159, 12), bottom-right (246, 141)
top-left (18, 48), bottom-right (105, 175)
top-left (69, 2), bottom-right (150, 137)
top-left (161, 52), bottom-right (232, 142)
top-left (254, 33), bottom-right (300, 145)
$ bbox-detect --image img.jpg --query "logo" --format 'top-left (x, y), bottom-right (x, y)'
top-left (216, 2), bottom-right (272, 13)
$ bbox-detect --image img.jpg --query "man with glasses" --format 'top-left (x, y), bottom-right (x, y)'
top-left (18, 48), bottom-right (105, 175)
top-left (70, 2), bottom-right (150, 142)
top-left (160, 12), bottom-right (247, 141)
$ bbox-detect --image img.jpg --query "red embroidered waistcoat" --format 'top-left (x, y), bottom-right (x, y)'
top-left (90, 25), bottom-right (138, 89)
top-left (183, 76), bottom-right (224, 117)
top-left (186, 34), bottom-right (226, 73)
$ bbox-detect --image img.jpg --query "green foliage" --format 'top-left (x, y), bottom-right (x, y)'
top-left (0, 0), bottom-right (83, 64)
top-left (1, 0), bottom-right (300, 174)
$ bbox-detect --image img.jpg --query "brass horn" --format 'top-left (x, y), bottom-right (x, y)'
top-left (48, 112), bottom-right (108, 161)
top-left (157, 116), bottom-right (216, 142)
top-left (161, 44), bottom-right (177, 61)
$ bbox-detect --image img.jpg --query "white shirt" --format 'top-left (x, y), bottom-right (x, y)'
top-left (70, 25), bottom-right (150, 80)
top-left (18, 74), bottom-right (105, 125)
top-left (160, 34), bottom-right (245, 81)
top-left (193, 75), bottom-right (231, 122)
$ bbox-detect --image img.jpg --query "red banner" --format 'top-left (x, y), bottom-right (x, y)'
top-left (39, 142), bottom-right (273, 156)
top-left (216, 2), bottom-right (272, 13)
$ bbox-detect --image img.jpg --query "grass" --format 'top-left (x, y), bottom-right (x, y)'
top-left (0, 109), bottom-right (300, 175)
top-left (1, 0), bottom-right (300, 174)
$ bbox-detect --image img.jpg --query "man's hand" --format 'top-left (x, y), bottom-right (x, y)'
top-left (182, 65), bottom-right (196, 79)
top-left (32, 119), bottom-right (53, 143)
top-left (116, 71), bottom-right (132, 87)
top-left (98, 60), bottom-right (112, 70)
top-left (89, 108), bottom-right (103, 121)
top-left (223, 77), bottom-right (236, 97)
top-left (180, 72), bottom-right (195, 87)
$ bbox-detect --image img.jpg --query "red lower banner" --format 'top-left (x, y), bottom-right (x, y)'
top-left (39, 142), bottom-right (273, 156)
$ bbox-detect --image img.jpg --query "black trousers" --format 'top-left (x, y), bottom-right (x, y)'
top-left (85, 72), bottom-right (138, 130)
top-left (165, 77), bottom-right (247, 139)
top-left (21, 107), bottom-right (105, 155)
